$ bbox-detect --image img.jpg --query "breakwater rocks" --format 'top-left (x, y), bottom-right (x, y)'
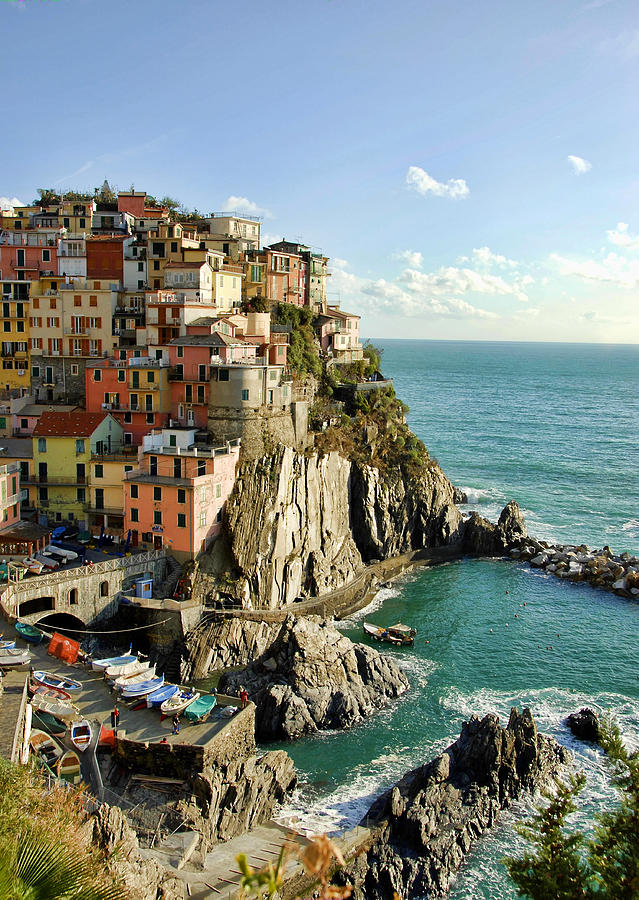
top-left (511, 539), bottom-right (639, 598)
top-left (340, 708), bottom-right (568, 900)
top-left (193, 445), bottom-right (462, 609)
top-left (462, 500), bottom-right (528, 556)
top-left (218, 615), bottom-right (409, 741)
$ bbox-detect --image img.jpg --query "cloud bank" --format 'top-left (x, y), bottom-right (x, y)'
top-left (406, 165), bottom-right (469, 199)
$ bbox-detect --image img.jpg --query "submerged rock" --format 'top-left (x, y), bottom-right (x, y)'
top-left (340, 707), bottom-right (569, 900)
top-left (218, 615), bottom-right (409, 740)
top-left (566, 707), bottom-right (601, 743)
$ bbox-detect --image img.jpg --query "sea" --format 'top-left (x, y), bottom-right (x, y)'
top-left (272, 340), bottom-right (639, 898)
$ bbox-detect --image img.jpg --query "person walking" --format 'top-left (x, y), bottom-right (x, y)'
top-left (172, 714), bottom-right (180, 735)
top-left (111, 705), bottom-right (120, 734)
top-left (240, 688), bottom-right (249, 709)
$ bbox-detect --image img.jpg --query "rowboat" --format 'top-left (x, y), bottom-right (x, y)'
top-left (92, 649), bottom-right (136, 671)
top-left (70, 720), bottom-right (92, 752)
top-left (22, 557), bottom-right (45, 575)
top-left (184, 694), bottom-right (217, 723)
top-left (112, 664), bottom-right (155, 689)
top-left (46, 543), bottom-right (78, 561)
top-left (32, 670), bottom-right (83, 693)
top-left (363, 622), bottom-right (416, 645)
top-left (30, 710), bottom-right (66, 736)
top-left (15, 622), bottom-right (45, 644)
top-left (104, 658), bottom-right (143, 677)
top-left (0, 639), bottom-right (16, 650)
top-left (0, 647), bottom-right (31, 666)
top-left (31, 691), bottom-right (78, 719)
top-left (146, 683), bottom-right (179, 709)
top-left (34, 686), bottom-right (72, 703)
top-left (29, 729), bottom-right (62, 768)
top-left (34, 552), bottom-right (59, 571)
top-left (57, 749), bottom-right (82, 784)
top-left (160, 689), bottom-right (200, 716)
top-left (120, 675), bottom-right (165, 699)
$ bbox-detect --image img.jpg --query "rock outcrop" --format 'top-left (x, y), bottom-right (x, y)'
top-left (511, 539), bottom-right (639, 597)
top-left (463, 500), bottom-right (527, 556)
top-left (340, 708), bottom-right (569, 900)
top-left (194, 445), bottom-right (463, 609)
top-left (181, 617), bottom-right (280, 681)
top-left (566, 707), bottom-right (601, 743)
top-left (218, 615), bottom-right (409, 740)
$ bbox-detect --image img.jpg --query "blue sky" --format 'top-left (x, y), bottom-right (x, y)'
top-left (2, 0), bottom-right (638, 342)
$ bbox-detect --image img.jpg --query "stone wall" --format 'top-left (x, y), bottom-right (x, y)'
top-left (207, 405), bottom-right (303, 460)
top-left (30, 356), bottom-right (88, 404)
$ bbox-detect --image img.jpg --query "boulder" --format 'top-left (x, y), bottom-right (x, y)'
top-left (463, 501), bottom-right (527, 556)
top-left (341, 708), bottom-right (569, 900)
top-left (566, 708), bottom-right (601, 743)
top-left (218, 615), bottom-right (409, 741)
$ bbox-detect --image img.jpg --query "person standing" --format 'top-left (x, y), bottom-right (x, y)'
top-left (240, 688), bottom-right (249, 709)
top-left (111, 705), bottom-right (120, 734)
top-left (172, 714), bottom-right (180, 735)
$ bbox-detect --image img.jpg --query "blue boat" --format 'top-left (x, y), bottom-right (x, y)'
top-left (146, 683), bottom-right (179, 709)
top-left (121, 675), bottom-right (164, 699)
top-left (91, 646), bottom-right (135, 671)
top-left (0, 639), bottom-right (16, 650)
top-left (15, 622), bottom-right (45, 644)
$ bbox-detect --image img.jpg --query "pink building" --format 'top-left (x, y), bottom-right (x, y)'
top-left (316, 307), bottom-right (363, 364)
top-left (0, 231), bottom-right (58, 281)
top-left (123, 427), bottom-right (240, 561)
top-left (0, 461), bottom-right (22, 533)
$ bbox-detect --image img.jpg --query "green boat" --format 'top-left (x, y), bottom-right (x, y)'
top-left (30, 710), bottom-right (66, 736)
top-left (184, 694), bottom-right (217, 723)
top-left (15, 622), bottom-right (45, 644)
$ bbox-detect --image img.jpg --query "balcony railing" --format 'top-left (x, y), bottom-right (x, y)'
top-left (25, 475), bottom-right (87, 485)
top-left (0, 462), bottom-right (19, 476)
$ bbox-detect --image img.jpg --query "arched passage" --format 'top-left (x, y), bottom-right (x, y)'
top-left (18, 596), bottom-right (55, 618)
top-left (36, 612), bottom-right (86, 639)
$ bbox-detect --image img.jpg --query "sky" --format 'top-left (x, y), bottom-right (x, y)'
top-left (1, 0), bottom-right (638, 343)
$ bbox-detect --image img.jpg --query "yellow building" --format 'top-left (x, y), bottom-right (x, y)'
top-left (58, 198), bottom-right (95, 235)
top-left (32, 411), bottom-right (124, 526)
top-left (0, 292), bottom-right (29, 392)
top-left (88, 446), bottom-right (138, 536)
top-left (147, 222), bottom-right (200, 290)
top-left (0, 438), bottom-right (35, 515)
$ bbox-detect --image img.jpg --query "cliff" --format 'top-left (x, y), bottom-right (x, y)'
top-left (194, 445), bottom-right (463, 609)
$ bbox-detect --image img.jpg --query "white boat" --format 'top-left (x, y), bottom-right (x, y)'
top-left (29, 729), bottom-right (62, 768)
top-left (92, 648), bottom-right (136, 671)
top-left (31, 691), bottom-right (78, 719)
top-left (160, 689), bottom-right (200, 716)
top-left (46, 543), bottom-right (78, 561)
top-left (363, 622), bottom-right (404, 645)
top-left (0, 647), bottom-right (31, 666)
top-left (33, 670), bottom-right (82, 692)
top-left (105, 658), bottom-right (143, 678)
top-left (70, 719), bottom-right (92, 752)
top-left (22, 557), bottom-right (45, 575)
top-left (112, 663), bottom-right (155, 688)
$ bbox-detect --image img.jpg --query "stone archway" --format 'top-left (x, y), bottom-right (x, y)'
top-left (36, 612), bottom-right (86, 637)
top-left (18, 596), bottom-right (55, 618)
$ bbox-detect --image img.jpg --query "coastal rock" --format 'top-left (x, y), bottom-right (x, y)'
top-left (340, 708), bottom-right (569, 900)
top-left (218, 615), bottom-right (409, 740)
top-left (566, 708), bottom-right (601, 743)
top-left (180, 617), bottom-right (281, 681)
top-left (463, 501), bottom-right (527, 556)
top-left (90, 804), bottom-right (185, 899)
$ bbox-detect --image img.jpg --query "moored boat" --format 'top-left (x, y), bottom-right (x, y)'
top-left (31, 691), bottom-right (78, 719)
top-left (160, 689), bottom-right (200, 716)
top-left (0, 647), bottom-right (31, 666)
top-left (33, 686), bottom-right (72, 703)
top-left (92, 648), bottom-right (136, 671)
top-left (70, 719), bottom-right (92, 752)
top-left (57, 749), bottom-right (82, 784)
top-left (104, 658), bottom-right (143, 678)
top-left (146, 683), bottom-right (179, 709)
top-left (112, 664), bottom-right (155, 689)
top-left (363, 621), bottom-right (416, 645)
top-left (29, 729), bottom-right (62, 768)
top-left (387, 622), bottom-right (417, 644)
top-left (184, 693), bottom-right (217, 723)
top-left (30, 710), bottom-right (66, 736)
top-left (32, 670), bottom-right (82, 693)
top-left (15, 622), bottom-right (45, 644)
top-left (120, 674), bottom-right (164, 699)
top-left (0, 639), bottom-right (16, 650)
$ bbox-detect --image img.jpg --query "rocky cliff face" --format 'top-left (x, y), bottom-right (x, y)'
top-left (218, 615), bottom-right (409, 740)
top-left (463, 500), bottom-right (527, 556)
top-left (196, 446), bottom-right (463, 609)
top-left (340, 708), bottom-right (568, 900)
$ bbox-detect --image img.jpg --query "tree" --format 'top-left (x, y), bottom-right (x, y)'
top-left (505, 719), bottom-right (639, 899)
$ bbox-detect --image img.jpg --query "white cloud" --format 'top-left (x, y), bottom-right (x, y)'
top-left (361, 279), bottom-right (498, 319)
top-left (393, 249), bottom-right (423, 268)
top-left (221, 195), bottom-right (272, 218)
top-left (399, 264), bottom-right (530, 302)
top-left (0, 196), bottom-right (24, 212)
top-left (606, 222), bottom-right (639, 250)
top-left (567, 155), bottom-right (592, 175)
top-left (551, 251), bottom-right (639, 287)
top-left (331, 257), bottom-right (349, 270)
top-left (580, 310), bottom-right (631, 325)
top-left (470, 246), bottom-right (518, 269)
top-left (406, 165), bottom-right (469, 200)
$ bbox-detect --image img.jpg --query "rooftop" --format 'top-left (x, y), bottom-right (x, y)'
top-left (33, 410), bottom-right (109, 438)
top-left (0, 438), bottom-right (33, 459)
top-left (169, 333), bottom-right (257, 348)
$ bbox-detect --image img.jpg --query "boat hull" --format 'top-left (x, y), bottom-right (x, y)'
top-left (33, 670), bottom-right (82, 693)
top-left (146, 684), bottom-right (179, 708)
top-left (0, 649), bottom-right (31, 666)
top-left (121, 676), bottom-right (165, 699)
top-left (92, 653), bottom-right (136, 672)
top-left (184, 694), bottom-right (217, 723)
top-left (160, 690), bottom-right (200, 716)
top-left (15, 622), bottom-right (44, 644)
top-left (57, 749), bottom-right (82, 784)
top-left (70, 720), bottom-right (92, 752)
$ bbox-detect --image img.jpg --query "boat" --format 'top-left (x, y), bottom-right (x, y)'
top-left (32, 670), bottom-right (83, 693)
top-left (70, 720), bottom-right (92, 752)
top-left (34, 552), bottom-right (59, 570)
top-left (31, 691), bottom-right (78, 719)
top-left (33, 686), bottom-right (72, 703)
top-left (15, 622), bottom-right (45, 644)
top-left (363, 622), bottom-right (416, 645)
top-left (160, 689), bottom-right (200, 716)
top-left (146, 683), bottom-right (179, 709)
top-left (120, 674), bottom-right (165, 699)
top-left (57, 749), bottom-right (82, 784)
top-left (46, 543), bottom-right (78, 561)
top-left (22, 557), bottom-right (45, 575)
top-left (29, 729), bottom-right (62, 768)
top-left (104, 657), bottom-right (143, 678)
top-left (184, 694), bottom-right (217, 723)
top-left (0, 639), bottom-right (16, 650)
top-left (30, 710), bottom-right (66, 736)
top-left (91, 648), bottom-right (136, 671)
top-left (112, 664), bottom-right (155, 689)
top-left (0, 647), bottom-right (31, 666)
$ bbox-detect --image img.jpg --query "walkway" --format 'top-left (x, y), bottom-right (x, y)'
top-left (0, 667), bottom-right (28, 761)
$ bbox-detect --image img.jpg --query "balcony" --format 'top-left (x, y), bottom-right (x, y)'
top-left (88, 505), bottom-right (124, 517)
top-left (91, 448), bottom-right (139, 461)
top-left (25, 474), bottom-right (87, 485)
top-left (0, 462), bottom-right (19, 476)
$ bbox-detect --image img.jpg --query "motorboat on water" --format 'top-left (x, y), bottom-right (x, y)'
top-left (363, 622), bottom-right (417, 646)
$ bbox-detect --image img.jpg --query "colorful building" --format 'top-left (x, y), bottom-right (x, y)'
top-left (0, 460), bottom-right (23, 533)
top-left (316, 307), bottom-right (363, 364)
top-left (123, 427), bottom-right (240, 560)
top-left (0, 291), bottom-right (29, 393)
top-left (32, 411), bottom-right (123, 526)
top-left (88, 445), bottom-right (139, 536)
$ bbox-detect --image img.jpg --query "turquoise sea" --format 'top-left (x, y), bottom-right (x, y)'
top-left (273, 341), bottom-right (639, 899)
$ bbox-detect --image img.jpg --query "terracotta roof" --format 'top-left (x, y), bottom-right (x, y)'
top-left (169, 334), bottom-right (256, 348)
top-left (86, 235), bottom-right (128, 243)
top-left (33, 411), bottom-right (109, 438)
top-left (164, 261), bottom-right (209, 269)
top-left (323, 307), bottom-right (360, 320)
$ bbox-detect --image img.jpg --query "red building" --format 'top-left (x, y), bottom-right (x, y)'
top-left (86, 235), bottom-right (127, 282)
top-left (0, 232), bottom-right (58, 282)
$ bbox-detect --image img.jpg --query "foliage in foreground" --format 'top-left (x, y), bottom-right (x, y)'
top-left (0, 759), bottom-right (125, 900)
top-left (505, 719), bottom-right (639, 899)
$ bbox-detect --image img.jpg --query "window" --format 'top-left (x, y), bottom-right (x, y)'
top-left (93, 369), bottom-right (102, 382)
top-left (130, 484), bottom-right (138, 498)
top-left (153, 510), bottom-right (162, 525)
top-left (176, 346), bottom-right (183, 358)
top-left (20, 418), bottom-right (27, 429)
top-left (71, 364), bottom-right (79, 376)
top-left (42, 250), bottom-right (50, 262)
top-left (270, 370), bottom-right (278, 380)
top-left (31, 365), bottom-right (40, 378)
top-left (39, 487), bottom-right (48, 502)
top-left (124, 412), bottom-right (132, 423)
top-left (153, 487), bottom-right (162, 501)
top-left (197, 459), bottom-right (206, 476)
top-left (100, 581), bottom-right (109, 597)
top-left (130, 507), bottom-right (139, 522)
top-left (199, 487), bottom-right (207, 502)
top-left (124, 432), bottom-right (133, 445)
top-left (74, 296), bottom-right (81, 307)
top-left (137, 262), bottom-right (144, 272)
top-left (94, 464), bottom-right (103, 478)
top-left (76, 488), bottom-right (85, 502)
top-left (241, 389), bottom-right (249, 401)
top-left (38, 438), bottom-right (46, 452)
top-left (216, 483), bottom-right (222, 498)
top-left (218, 369), bottom-right (229, 382)
top-left (171, 242), bottom-right (178, 253)
top-left (177, 513), bottom-right (186, 528)
top-left (49, 298), bottom-right (56, 309)
top-left (89, 295), bottom-right (97, 307)
top-left (117, 370), bottom-right (125, 382)
top-left (153, 261), bottom-right (160, 271)
top-left (32, 298), bottom-right (39, 310)
top-left (75, 439), bottom-right (85, 454)
top-left (79, 218), bottom-right (85, 228)
top-left (169, 433), bottom-right (177, 447)
top-left (146, 413), bottom-right (154, 424)
top-left (147, 370), bottom-right (155, 383)
top-left (124, 465), bottom-right (132, 473)
top-left (177, 489), bottom-right (186, 504)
